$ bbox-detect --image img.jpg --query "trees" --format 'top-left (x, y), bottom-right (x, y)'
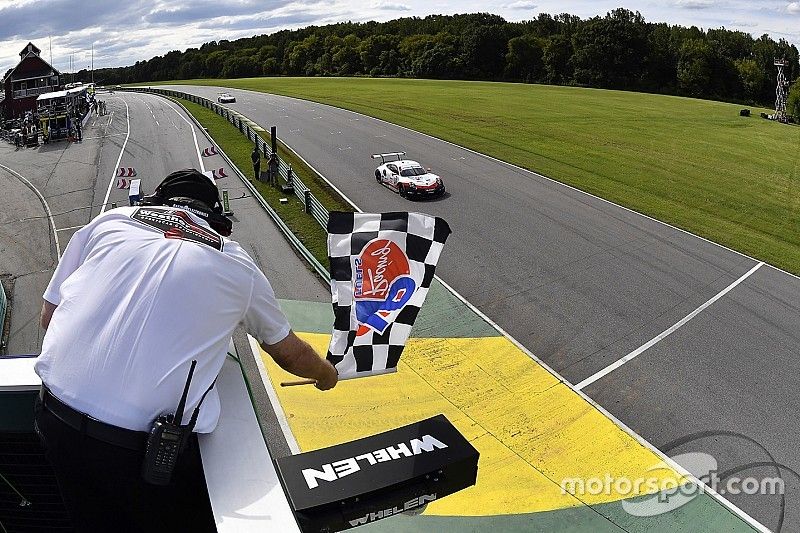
top-left (787, 79), bottom-right (800, 121)
top-left (90, 9), bottom-right (797, 108)
top-left (571, 9), bottom-right (647, 89)
top-left (677, 38), bottom-right (716, 98)
top-left (460, 24), bottom-right (508, 79)
top-left (542, 34), bottom-right (573, 85)
top-left (505, 35), bottom-right (544, 82)
top-left (735, 59), bottom-right (766, 103)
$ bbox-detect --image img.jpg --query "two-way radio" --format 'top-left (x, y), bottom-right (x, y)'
top-left (141, 360), bottom-right (215, 485)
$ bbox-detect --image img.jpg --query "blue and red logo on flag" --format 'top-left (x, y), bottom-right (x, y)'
top-left (353, 239), bottom-right (416, 336)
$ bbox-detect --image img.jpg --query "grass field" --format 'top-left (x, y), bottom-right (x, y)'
top-left (163, 77), bottom-right (800, 274)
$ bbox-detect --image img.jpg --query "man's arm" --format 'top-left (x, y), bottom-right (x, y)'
top-left (261, 331), bottom-right (337, 390)
top-left (40, 300), bottom-right (57, 330)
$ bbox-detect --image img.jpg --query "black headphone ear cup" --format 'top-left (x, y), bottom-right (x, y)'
top-left (209, 213), bottom-right (232, 237)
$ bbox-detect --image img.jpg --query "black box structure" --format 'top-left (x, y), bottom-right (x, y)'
top-left (275, 414), bottom-right (479, 532)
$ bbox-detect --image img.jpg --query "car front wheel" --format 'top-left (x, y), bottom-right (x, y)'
top-left (398, 185), bottom-right (406, 198)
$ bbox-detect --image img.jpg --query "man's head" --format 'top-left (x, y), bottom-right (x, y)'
top-left (141, 169), bottom-right (232, 236)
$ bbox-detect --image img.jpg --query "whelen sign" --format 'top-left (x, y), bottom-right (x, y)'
top-left (275, 414), bottom-right (479, 532)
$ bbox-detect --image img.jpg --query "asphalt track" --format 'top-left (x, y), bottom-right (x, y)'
top-left (0, 87), bottom-right (792, 530)
top-left (0, 90), bottom-right (327, 454)
top-left (156, 84), bottom-right (800, 531)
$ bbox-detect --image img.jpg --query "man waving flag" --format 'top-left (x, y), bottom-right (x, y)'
top-left (326, 211), bottom-right (451, 379)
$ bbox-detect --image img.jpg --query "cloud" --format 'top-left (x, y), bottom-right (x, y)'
top-left (370, 1), bottom-right (411, 11)
top-left (674, 0), bottom-right (716, 9)
top-left (197, 12), bottom-right (321, 31)
top-left (144, 1), bottom-right (292, 25)
top-left (504, 1), bottom-right (538, 9)
top-left (0, 0), bottom-right (147, 41)
top-left (788, 2), bottom-right (800, 14)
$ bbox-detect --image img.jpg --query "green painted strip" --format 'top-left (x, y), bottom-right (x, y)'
top-left (355, 492), bottom-right (755, 533)
top-left (278, 299), bottom-right (333, 334)
top-left (279, 280), bottom-right (499, 338)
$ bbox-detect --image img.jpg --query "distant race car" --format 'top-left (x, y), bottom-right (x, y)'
top-left (217, 93), bottom-right (236, 103)
top-left (372, 152), bottom-right (445, 199)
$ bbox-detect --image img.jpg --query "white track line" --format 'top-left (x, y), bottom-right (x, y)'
top-left (0, 163), bottom-right (60, 258)
top-left (56, 224), bottom-right (85, 232)
top-left (100, 97), bottom-right (130, 214)
top-left (158, 96), bottom-right (204, 171)
top-left (576, 261), bottom-right (764, 391)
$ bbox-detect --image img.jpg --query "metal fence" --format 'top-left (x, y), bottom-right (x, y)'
top-left (122, 87), bottom-right (330, 230)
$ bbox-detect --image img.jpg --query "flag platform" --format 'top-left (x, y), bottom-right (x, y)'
top-left (252, 278), bottom-right (759, 532)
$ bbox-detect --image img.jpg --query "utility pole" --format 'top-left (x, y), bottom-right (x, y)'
top-left (91, 43), bottom-right (94, 84)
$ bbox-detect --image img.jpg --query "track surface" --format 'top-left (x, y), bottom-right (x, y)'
top-left (158, 85), bottom-right (800, 530)
top-left (0, 90), bottom-right (328, 457)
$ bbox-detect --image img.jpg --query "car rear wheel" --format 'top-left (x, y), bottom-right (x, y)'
top-left (375, 170), bottom-right (381, 182)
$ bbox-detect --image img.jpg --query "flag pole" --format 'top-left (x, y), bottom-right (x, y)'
top-left (280, 379), bottom-right (316, 387)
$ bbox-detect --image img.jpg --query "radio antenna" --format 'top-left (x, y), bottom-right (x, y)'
top-left (174, 360), bottom-right (197, 426)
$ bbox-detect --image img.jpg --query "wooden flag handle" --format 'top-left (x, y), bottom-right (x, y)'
top-left (280, 379), bottom-right (317, 387)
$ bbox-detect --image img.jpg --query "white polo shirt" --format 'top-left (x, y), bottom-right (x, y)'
top-left (35, 206), bottom-right (291, 433)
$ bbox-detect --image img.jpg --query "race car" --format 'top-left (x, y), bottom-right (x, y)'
top-left (217, 93), bottom-right (236, 103)
top-left (372, 152), bottom-right (445, 199)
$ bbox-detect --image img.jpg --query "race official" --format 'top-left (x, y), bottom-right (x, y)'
top-left (34, 169), bottom-right (337, 532)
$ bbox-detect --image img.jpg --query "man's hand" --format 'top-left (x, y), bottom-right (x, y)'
top-left (262, 331), bottom-right (338, 391)
top-left (315, 360), bottom-right (338, 391)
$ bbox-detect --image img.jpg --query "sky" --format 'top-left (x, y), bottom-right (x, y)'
top-left (1, 0), bottom-right (799, 74)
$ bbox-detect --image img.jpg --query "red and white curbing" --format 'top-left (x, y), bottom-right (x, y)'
top-left (116, 167), bottom-right (136, 177)
top-left (202, 146), bottom-right (219, 157)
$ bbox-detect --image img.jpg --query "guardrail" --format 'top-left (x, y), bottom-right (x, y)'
top-left (121, 87), bottom-right (331, 231)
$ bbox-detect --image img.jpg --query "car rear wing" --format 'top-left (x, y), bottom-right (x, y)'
top-left (371, 152), bottom-right (406, 164)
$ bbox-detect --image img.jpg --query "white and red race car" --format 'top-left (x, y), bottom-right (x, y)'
top-left (372, 152), bottom-right (445, 199)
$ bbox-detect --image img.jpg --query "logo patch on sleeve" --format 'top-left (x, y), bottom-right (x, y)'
top-left (132, 207), bottom-right (223, 250)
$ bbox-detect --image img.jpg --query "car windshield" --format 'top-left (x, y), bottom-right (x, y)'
top-left (400, 167), bottom-right (427, 177)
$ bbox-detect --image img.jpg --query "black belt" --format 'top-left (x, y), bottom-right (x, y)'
top-left (39, 387), bottom-right (147, 451)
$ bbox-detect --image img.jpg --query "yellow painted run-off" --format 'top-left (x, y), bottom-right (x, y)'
top-left (258, 332), bottom-right (688, 517)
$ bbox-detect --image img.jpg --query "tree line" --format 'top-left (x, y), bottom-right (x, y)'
top-left (84, 10), bottom-right (799, 109)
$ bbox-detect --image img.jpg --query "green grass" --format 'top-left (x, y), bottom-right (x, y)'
top-left (174, 97), bottom-right (353, 266)
top-left (160, 77), bottom-right (800, 274)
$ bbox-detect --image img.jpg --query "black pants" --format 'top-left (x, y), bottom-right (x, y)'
top-left (34, 403), bottom-right (216, 532)
top-left (253, 163), bottom-right (260, 181)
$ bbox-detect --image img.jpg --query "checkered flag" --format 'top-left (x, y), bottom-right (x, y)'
top-left (327, 211), bottom-right (451, 379)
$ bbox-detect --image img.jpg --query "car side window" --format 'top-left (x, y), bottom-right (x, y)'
top-left (386, 164), bottom-right (396, 174)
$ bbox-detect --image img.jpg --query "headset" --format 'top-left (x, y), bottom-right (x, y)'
top-left (138, 170), bottom-right (233, 237)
